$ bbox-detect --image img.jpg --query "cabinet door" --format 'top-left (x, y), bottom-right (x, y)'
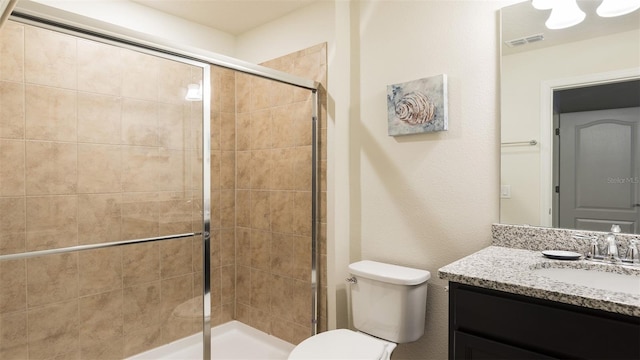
top-left (454, 331), bottom-right (557, 360)
top-left (449, 282), bottom-right (640, 359)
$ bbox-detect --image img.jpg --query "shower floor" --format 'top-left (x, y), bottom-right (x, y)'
top-left (127, 321), bottom-right (295, 360)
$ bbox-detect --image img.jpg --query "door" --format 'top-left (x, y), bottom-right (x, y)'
top-left (557, 107), bottom-right (640, 233)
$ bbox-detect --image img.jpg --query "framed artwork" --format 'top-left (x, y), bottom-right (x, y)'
top-left (387, 74), bottom-right (448, 136)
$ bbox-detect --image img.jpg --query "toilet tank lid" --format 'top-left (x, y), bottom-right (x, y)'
top-left (348, 260), bottom-right (431, 285)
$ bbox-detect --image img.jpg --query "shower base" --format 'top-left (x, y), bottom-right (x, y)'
top-left (127, 320), bottom-right (295, 360)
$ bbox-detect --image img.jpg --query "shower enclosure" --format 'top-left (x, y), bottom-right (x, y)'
top-left (0, 10), bottom-right (326, 360)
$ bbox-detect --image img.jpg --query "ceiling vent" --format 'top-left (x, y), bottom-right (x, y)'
top-left (505, 33), bottom-right (545, 47)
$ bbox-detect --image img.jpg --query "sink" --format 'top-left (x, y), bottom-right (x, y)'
top-left (532, 267), bottom-right (640, 296)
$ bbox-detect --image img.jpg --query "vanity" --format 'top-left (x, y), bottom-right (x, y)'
top-left (438, 224), bottom-right (640, 360)
top-left (456, 1), bottom-right (640, 357)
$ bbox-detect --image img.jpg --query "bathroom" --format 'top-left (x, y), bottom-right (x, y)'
top-left (0, 0), bottom-right (637, 359)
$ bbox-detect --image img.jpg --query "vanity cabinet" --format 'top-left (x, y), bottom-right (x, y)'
top-left (448, 282), bottom-right (640, 360)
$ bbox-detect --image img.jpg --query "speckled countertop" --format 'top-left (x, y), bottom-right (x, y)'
top-left (438, 245), bottom-right (640, 317)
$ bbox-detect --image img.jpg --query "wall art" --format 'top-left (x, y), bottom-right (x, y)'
top-left (387, 74), bottom-right (448, 136)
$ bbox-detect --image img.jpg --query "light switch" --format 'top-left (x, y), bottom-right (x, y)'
top-left (500, 185), bottom-right (511, 199)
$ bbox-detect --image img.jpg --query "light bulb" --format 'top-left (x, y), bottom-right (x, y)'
top-left (545, 0), bottom-right (585, 29)
top-left (185, 83), bottom-right (202, 101)
top-left (532, 0), bottom-right (554, 10)
top-left (597, 0), bottom-right (640, 17)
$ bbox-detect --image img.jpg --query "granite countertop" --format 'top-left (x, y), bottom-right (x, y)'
top-left (438, 246), bottom-right (640, 317)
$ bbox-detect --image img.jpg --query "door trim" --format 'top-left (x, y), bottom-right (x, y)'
top-left (539, 68), bottom-right (640, 227)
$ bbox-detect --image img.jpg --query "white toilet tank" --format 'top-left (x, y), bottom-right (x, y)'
top-left (348, 260), bottom-right (430, 343)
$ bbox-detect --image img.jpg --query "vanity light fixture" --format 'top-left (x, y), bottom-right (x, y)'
top-left (531, 0), bottom-right (554, 10)
top-left (534, 0), bottom-right (640, 30)
top-left (596, 0), bottom-right (640, 17)
top-left (544, 0), bottom-right (586, 30)
top-left (185, 81), bottom-right (202, 101)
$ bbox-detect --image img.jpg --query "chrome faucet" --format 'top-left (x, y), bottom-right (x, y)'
top-left (602, 224), bottom-right (621, 263)
top-left (583, 225), bottom-right (640, 266)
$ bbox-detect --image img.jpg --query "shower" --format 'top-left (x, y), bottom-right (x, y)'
top-left (0, 8), bottom-right (326, 360)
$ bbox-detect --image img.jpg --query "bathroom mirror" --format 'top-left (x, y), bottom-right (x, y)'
top-left (499, 0), bottom-right (640, 234)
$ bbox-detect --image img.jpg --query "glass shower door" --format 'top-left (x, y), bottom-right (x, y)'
top-left (0, 18), bottom-right (210, 360)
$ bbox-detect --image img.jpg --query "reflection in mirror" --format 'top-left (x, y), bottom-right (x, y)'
top-left (500, 0), bottom-right (640, 234)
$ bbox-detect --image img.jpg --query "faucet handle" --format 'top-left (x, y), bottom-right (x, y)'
top-left (611, 224), bottom-right (621, 233)
top-left (579, 234), bottom-right (602, 260)
top-left (624, 239), bottom-right (640, 265)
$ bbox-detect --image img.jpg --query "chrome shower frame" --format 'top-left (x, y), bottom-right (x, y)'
top-left (0, 0), bottom-right (18, 29)
top-left (4, 8), bottom-right (321, 360)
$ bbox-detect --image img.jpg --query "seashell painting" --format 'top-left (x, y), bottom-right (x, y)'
top-left (387, 74), bottom-right (448, 136)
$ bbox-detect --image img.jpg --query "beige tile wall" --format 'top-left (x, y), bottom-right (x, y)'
top-left (233, 43), bottom-right (328, 345)
top-left (0, 19), bottom-right (327, 360)
top-left (0, 21), bottom-right (205, 359)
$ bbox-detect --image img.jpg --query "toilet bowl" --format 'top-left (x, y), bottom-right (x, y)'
top-left (288, 260), bottom-right (430, 360)
top-left (288, 329), bottom-right (397, 360)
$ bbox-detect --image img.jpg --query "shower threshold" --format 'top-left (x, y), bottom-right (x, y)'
top-left (127, 320), bottom-right (295, 360)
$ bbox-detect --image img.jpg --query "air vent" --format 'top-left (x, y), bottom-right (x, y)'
top-left (505, 33), bottom-right (544, 47)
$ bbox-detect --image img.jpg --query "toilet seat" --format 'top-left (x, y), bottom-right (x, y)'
top-left (287, 329), bottom-right (396, 360)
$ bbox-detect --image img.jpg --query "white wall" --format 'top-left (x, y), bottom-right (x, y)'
top-left (235, 1), bottom-right (334, 64)
top-left (17, 0), bottom-right (236, 55)
top-left (501, 29), bottom-right (640, 226)
top-left (355, 1), bottom-right (500, 358)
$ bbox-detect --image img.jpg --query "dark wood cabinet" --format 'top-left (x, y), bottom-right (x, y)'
top-left (453, 331), bottom-right (555, 360)
top-left (448, 282), bottom-right (640, 360)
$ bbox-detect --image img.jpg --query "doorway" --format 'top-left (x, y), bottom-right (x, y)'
top-left (552, 80), bottom-right (640, 233)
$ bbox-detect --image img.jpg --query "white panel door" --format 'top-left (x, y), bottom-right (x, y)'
top-left (558, 107), bottom-right (639, 233)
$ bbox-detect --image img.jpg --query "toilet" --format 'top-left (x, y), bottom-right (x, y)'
top-left (288, 260), bottom-right (431, 360)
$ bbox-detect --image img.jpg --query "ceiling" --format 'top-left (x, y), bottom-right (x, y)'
top-left (131, 0), bottom-right (317, 35)
top-left (501, 0), bottom-right (640, 56)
